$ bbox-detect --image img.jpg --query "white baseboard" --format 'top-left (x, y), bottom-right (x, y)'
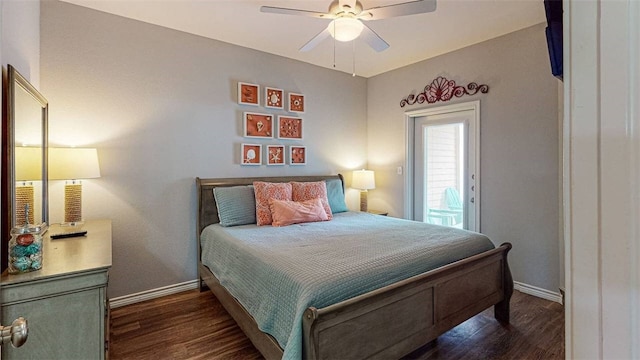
top-left (514, 281), bottom-right (563, 304)
top-left (109, 280), bottom-right (199, 309)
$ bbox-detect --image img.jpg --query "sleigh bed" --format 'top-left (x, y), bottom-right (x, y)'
top-left (196, 174), bottom-right (513, 359)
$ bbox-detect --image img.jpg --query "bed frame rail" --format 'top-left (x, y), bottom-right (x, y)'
top-left (199, 262), bottom-right (284, 359)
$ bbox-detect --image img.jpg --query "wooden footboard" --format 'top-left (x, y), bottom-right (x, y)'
top-left (301, 243), bottom-right (512, 359)
top-left (198, 243), bottom-right (512, 360)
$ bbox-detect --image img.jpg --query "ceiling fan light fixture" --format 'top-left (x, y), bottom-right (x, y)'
top-left (328, 17), bottom-right (364, 42)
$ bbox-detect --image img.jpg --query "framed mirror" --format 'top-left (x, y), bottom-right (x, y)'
top-left (2, 65), bottom-right (48, 270)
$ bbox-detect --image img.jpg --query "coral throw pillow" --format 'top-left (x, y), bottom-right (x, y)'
top-left (290, 181), bottom-right (333, 220)
top-left (269, 198), bottom-right (329, 227)
top-left (253, 181), bottom-right (293, 226)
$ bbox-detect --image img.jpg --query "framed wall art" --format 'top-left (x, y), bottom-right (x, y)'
top-left (277, 116), bottom-right (303, 140)
top-left (238, 82), bottom-right (260, 106)
top-left (289, 146), bottom-right (307, 165)
top-left (288, 92), bottom-right (305, 113)
top-left (265, 87), bottom-right (284, 109)
top-left (241, 143), bottom-right (262, 165)
top-left (244, 112), bottom-right (274, 138)
top-left (267, 145), bottom-right (285, 166)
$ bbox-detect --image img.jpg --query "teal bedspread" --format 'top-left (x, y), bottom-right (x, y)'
top-left (200, 212), bottom-right (494, 359)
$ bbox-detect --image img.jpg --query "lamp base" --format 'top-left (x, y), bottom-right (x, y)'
top-left (16, 183), bottom-right (35, 225)
top-left (359, 190), bottom-right (368, 212)
top-left (64, 181), bottom-right (83, 224)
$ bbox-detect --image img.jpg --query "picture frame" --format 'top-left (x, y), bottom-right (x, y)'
top-left (277, 116), bottom-right (303, 140)
top-left (267, 145), bottom-right (286, 166)
top-left (288, 92), bottom-right (305, 113)
top-left (241, 143), bottom-right (262, 165)
top-left (265, 87), bottom-right (284, 109)
top-left (243, 112), bottom-right (274, 138)
top-left (289, 146), bottom-right (307, 165)
top-left (238, 82), bottom-right (260, 106)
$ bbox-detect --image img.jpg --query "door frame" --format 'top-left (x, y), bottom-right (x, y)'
top-left (564, 0), bottom-right (640, 357)
top-left (404, 100), bottom-right (480, 231)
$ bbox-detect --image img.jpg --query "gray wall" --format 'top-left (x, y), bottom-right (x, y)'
top-left (367, 24), bottom-right (560, 292)
top-left (41, 1), bottom-right (368, 298)
top-left (2, 0), bottom-right (40, 87)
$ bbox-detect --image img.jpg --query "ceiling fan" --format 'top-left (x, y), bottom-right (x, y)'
top-left (260, 0), bottom-right (437, 52)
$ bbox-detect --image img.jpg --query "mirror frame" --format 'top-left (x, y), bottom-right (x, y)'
top-left (2, 65), bottom-right (49, 271)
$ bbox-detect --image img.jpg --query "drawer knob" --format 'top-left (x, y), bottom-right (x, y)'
top-left (1, 317), bottom-right (28, 348)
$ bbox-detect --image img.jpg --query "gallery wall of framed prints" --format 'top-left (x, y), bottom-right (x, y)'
top-left (236, 82), bottom-right (307, 166)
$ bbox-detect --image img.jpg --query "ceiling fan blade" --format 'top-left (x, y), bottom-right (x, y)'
top-left (260, 6), bottom-right (331, 19)
top-left (299, 28), bottom-right (332, 52)
top-left (360, 24), bottom-right (390, 52)
top-left (361, 0), bottom-right (437, 20)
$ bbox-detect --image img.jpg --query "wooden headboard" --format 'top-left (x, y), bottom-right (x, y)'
top-left (196, 174), bottom-right (344, 236)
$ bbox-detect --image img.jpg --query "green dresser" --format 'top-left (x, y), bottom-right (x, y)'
top-left (1, 219), bottom-right (112, 359)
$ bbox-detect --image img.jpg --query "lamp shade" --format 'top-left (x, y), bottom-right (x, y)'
top-left (328, 18), bottom-right (364, 42)
top-left (49, 147), bottom-right (101, 180)
top-left (352, 169), bottom-right (375, 190)
top-left (14, 146), bottom-right (43, 181)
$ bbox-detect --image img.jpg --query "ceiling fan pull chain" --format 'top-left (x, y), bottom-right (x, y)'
top-left (352, 40), bottom-right (356, 77)
top-left (333, 21), bottom-right (337, 68)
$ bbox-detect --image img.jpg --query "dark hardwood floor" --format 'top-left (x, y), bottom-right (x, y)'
top-left (110, 289), bottom-right (564, 359)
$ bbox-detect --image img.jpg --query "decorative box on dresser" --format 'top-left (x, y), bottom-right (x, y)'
top-left (1, 219), bottom-right (112, 359)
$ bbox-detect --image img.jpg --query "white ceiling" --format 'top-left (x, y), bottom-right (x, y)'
top-left (59, 0), bottom-right (546, 78)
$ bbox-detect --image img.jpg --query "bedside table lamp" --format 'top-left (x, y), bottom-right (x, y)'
top-left (352, 169), bottom-right (375, 212)
top-left (49, 147), bottom-right (101, 225)
top-left (14, 146), bottom-right (42, 224)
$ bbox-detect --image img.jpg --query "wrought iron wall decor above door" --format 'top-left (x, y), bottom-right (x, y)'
top-left (400, 76), bottom-right (489, 108)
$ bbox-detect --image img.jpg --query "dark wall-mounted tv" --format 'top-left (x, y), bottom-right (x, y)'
top-left (544, 0), bottom-right (563, 80)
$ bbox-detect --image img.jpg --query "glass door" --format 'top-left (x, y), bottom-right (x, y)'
top-left (413, 109), bottom-right (477, 231)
